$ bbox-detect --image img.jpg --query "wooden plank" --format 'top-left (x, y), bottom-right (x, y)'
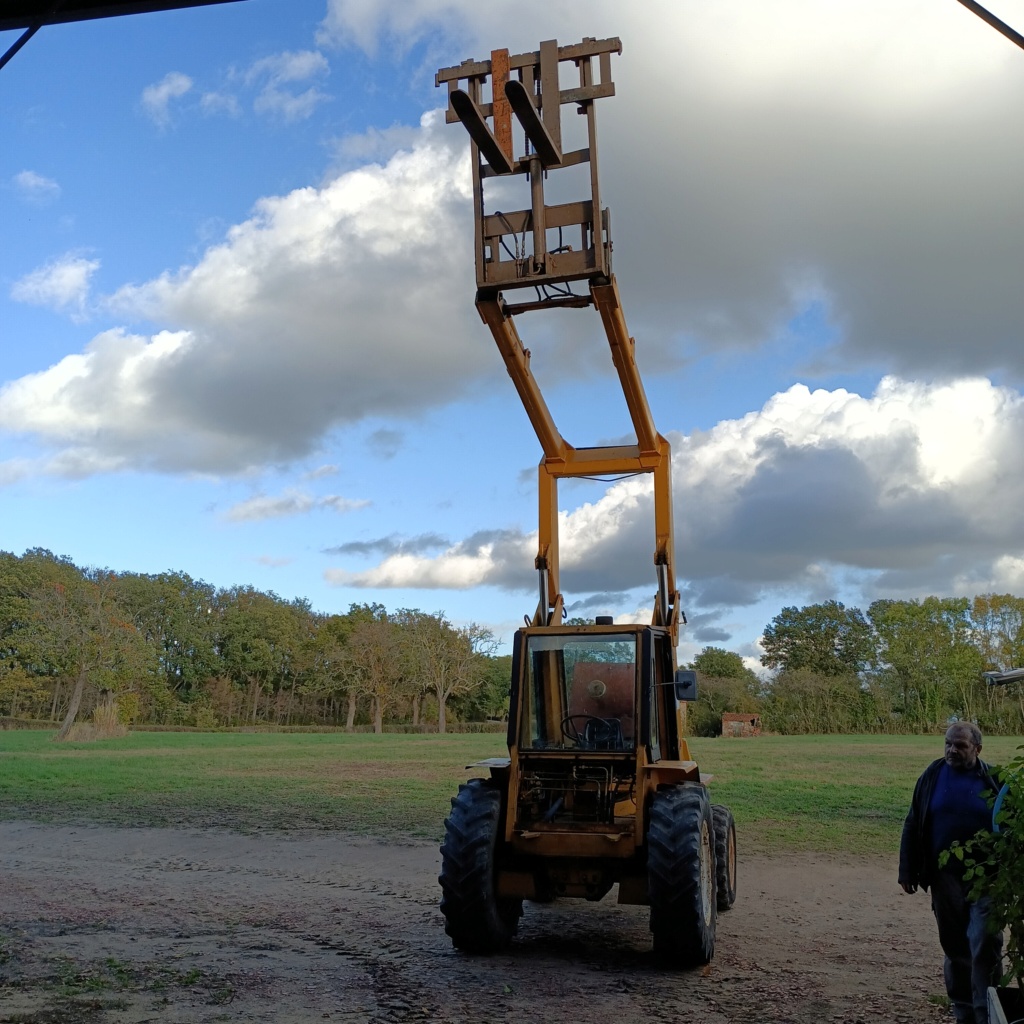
top-left (539, 38), bottom-right (561, 153)
top-left (559, 82), bottom-right (616, 105)
top-left (490, 48), bottom-right (513, 166)
top-left (484, 250), bottom-right (596, 287)
top-left (482, 200), bottom-right (592, 238)
top-left (435, 56), bottom-right (490, 83)
top-left (436, 38), bottom-right (620, 85)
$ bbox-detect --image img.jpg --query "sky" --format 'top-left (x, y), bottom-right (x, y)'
top-left (3, 0), bottom-right (1024, 672)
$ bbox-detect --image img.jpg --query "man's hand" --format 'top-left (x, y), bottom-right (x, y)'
top-left (900, 881), bottom-right (917, 894)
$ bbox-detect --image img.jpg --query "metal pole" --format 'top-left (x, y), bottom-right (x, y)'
top-left (955, 0), bottom-right (1024, 53)
top-left (0, 24), bottom-right (43, 71)
top-left (0, 0), bottom-right (65, 72)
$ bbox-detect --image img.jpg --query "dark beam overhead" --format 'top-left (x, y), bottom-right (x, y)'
top-left (954, 0), bottom-right (1024, 53)
top-left (0, 1), bottom-right (246, 33)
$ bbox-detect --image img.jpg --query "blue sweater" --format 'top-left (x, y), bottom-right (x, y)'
top-left (898, 756), bottom-right (999, 891)
top-left (928, 761), bottom-right (994, 859)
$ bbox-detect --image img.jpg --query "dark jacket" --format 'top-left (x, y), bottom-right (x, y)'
top-left (898, 756), bottom-right (999, 892)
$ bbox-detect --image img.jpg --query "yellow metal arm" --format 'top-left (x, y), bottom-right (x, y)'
top-left (476, 284), bottom-right (678, 643)
top-left (443, 39), bottom-right (680, 646)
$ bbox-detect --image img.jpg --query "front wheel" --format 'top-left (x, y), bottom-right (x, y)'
top-left (439, 779), bottom-right (522, 952)
top-left (647, 785), bottom-right (717, 967)
top-left (711, 804), bottom-right (738, 911)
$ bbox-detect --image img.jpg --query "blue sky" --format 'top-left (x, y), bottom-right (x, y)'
top-left (4, 0), bottom-right (1024, 670)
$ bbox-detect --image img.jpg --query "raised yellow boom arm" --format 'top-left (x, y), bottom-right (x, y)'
top-left (436, 38), bottom-right (680, 647)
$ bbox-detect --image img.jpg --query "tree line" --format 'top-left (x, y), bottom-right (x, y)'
top-left (689, 597), bottom-right (1024, 736)
top-left (0, 550), bottom-right (510, 737)
top-left (5, 551), bottom-right (1024, 739)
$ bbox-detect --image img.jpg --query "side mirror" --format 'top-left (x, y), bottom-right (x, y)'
top-left (673, 669), bottom-right (698, 702)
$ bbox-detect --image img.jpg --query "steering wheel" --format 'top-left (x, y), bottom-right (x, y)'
top-left (561, 714), bottom-right (621, 749)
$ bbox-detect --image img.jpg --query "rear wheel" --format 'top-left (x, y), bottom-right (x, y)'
top-left (711, 804), bottom-right (737, 911)
top-left (648, 785), bottom-right (717, 967)
top-left (439, 779), bottom-right (522, 952)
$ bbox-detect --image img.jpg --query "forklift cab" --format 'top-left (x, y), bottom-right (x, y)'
top-left (509, 624), bottom-right (687, 763)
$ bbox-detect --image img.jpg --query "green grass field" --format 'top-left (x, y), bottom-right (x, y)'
top-left (1, 730), bottom-right (1021, 854)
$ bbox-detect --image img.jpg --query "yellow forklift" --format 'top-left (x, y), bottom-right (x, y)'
top-left (435, 37), bottom-right (737, 966)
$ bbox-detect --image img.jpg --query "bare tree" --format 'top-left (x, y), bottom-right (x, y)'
top-left (406, 612), bottom-right (494, 733)
top-left (348, 617), bottom-right (406, 733)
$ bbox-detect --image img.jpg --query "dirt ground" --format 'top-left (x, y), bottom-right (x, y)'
top-left (0, 821), bottom-right (954, 1024)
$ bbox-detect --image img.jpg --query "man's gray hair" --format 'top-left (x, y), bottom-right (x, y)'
top-left (949, 721), bottom-right (983, 747)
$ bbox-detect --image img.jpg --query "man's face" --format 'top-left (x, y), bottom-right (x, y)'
top-left (944, 726), bottom-right (981, 771)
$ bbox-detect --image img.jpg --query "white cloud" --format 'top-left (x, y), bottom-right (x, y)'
top-left (246, 50), bottom-right (330, 121)
top-left (10, 254), bottom-right (100, 318)
top-left (0, 329), bottom-right (189, 472)
top-left (13, 171), bottom-right (60, 204)
top-left (367, 428), bottom-right (402, 459)
top-left (256, 555), bottom-right (293, 567)
top-left (671, 376), bottom-right (1024, 593)
top-left (332, 124), bottom-right (423, 166)
top-left (0, 458), bottom-right (33, 486)
top-left (141, 71), bottom-right (193, 126)
top-left (326, 376), bottom-right (1024, 622)
top-left (200, 91), bottom-right (241, 117)
top-left (246, 50), bottom-right (329, 84)
top-left (0, 113), bottom-right (488, 476)
top-left (226, 490), bottom-right (369, 522)
top-left (304, 464), bottom-right (339, 480)
top-left (254, 85), bottom-right (328, 122)
top-left (7, 0), bottom-right (1024, 666)
top-left (7, 0), bottom-right (1024, 614)
top-left (321, 0), bottom-right (1018, 100)
top-left (326, 536), bottom-right (528, 589)
top-left (320, 494), bottom-right (370, 514)
top-left (319, 1), bottom-right (1024, 377)
top-left (9, 2), bottom-right (1024, 486)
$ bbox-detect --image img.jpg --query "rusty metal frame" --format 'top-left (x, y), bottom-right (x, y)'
top-left (436, 36), bottom-right (619, 296)
top-left (437, 38), bottom-right (680, 648)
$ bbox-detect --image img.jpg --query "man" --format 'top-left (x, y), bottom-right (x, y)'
top-left (899, 722), bottom-right (1003, 1024)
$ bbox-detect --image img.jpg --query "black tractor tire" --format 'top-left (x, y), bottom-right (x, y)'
top-left (647, 784), bottom-right (717, 967)
top-left (711, 804), bottom-right (738, 911)
top-left (439, 778), bottom-right (522, 952)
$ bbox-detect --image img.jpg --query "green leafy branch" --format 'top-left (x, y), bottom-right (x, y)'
top-left (943, 745), bottom-right (1024, 987)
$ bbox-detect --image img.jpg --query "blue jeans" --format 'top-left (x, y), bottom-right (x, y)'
top-left (930, 869), bottom-right (1004, 1024)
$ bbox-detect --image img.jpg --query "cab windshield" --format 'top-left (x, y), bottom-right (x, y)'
top-left (523, 633), bottom-right (638, 751)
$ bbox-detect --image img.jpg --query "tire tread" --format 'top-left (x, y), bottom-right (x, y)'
top-left (711, 803), bottom-right (738, 911)
top-left (647, 785), bottom-right (717, 967)
top-left (439, 779), bottom-right (522, 952)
